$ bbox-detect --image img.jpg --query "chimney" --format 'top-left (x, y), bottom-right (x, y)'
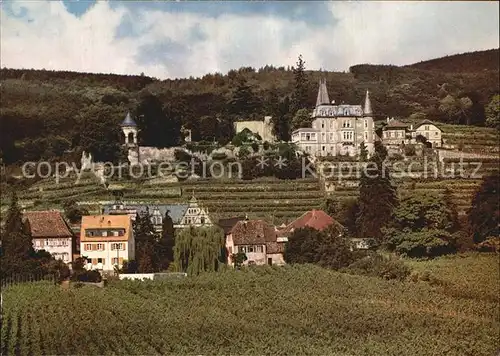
top-left (387, 117), bottom-right (390, 123)
top-left (410, 124), bottom-right (413, 130)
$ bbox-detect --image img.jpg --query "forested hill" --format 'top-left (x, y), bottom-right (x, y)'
top-left (0, 49), bottom-right (499, 165)
top-left (408, 48), bottom-right (499, 73)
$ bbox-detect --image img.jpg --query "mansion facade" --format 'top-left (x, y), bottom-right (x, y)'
top-left (292, 79), bottom-right (376, 157)
top-left (102, 196), bottom-right (213, 233)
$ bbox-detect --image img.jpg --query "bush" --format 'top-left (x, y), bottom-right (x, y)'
top-left (251, 142), bottom-right (259, 153)
top-left (404, 145), bottom-right (416, 156)
top-left (345, 253), bottom-right (411, 281)
top-left (74, 270), bottom-right (102, 283)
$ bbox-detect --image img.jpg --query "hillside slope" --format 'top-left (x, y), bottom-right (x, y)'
top-left (1, 50), bottom-right (499, 165)
top-left (408, 48), bottom-right (499, 73)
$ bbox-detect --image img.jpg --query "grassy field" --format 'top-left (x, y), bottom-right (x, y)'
top-left (1, 253), bottom-right (498, 355)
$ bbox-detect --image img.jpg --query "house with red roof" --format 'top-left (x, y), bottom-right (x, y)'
top-left (24, 211), bottom-right (74, 263)
top-left (278, 209), bottom-right (343, 238)
top-left (226, 219), bottom-right (285, 266)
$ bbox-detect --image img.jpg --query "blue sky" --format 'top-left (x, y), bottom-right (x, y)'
top-left (1, 1), bottom-right (499, 79)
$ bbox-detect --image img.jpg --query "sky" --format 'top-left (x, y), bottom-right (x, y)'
top-left (1, 1), bottom-right (499, 80)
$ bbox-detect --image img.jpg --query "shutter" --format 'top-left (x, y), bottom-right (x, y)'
top-left (119, 257), bottom-right (123, 265)
top-left (92, 258), bottom-right (98, 265)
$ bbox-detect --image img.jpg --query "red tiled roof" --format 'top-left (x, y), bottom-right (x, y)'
top-left (230, 220), bottom-right (277, 245)
top-left (24, 211), bottom-right (73, 238)
top-left (281, 210), bottom-right (342, 235)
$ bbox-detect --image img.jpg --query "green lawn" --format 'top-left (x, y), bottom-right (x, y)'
top-left (2, 253), bottom-right (498, 355)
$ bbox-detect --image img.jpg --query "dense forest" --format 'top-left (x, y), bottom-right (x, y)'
top-left (0, 49), bottom-right (498, 164)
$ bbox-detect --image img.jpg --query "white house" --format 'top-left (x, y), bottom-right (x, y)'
top-left (382, 118), bottom-right (443, 148)
top-left (291, 79), bottom-right (376, 157)
top-left (414, 119), bottom-right (442, 148)
top-left (226, 219), bottom-right (285, 266)
top-left (24, 211), bottom-right (74, 263)
top-left (80, 215), bottom-right (135, 272)
top-left (102, 196), bottom-right (212, 232)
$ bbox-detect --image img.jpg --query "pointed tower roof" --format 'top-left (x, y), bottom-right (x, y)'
top-left (316, 78), bottom-right (330, 107)
top-left (363, 90), bottom-right (372, 115)
top-left (121, 112), bottom-right (137, 127)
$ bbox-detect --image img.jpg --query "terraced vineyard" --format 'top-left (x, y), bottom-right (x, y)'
top-left (441, 125), bottom-right (499, 154)
top-left (5, 123), bottom-right (498, 223)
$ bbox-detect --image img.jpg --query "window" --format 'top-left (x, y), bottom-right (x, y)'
top-left (330, 133), bottom-right (334, 141)
top-left (248, 246), bottom-right (255, 253)
top-left (342, 132), bottom-right (353, 140)
top-left (364, 132), bottom-right (368, 140)
top-left (97, 258), bottom-right (103, 265)
top-left (111, 243), bottom-right (124, 251)
top-left (112, 258), bottom-right (119, 265)
top-left (364, 120), bottom-right (368, 128)
top-left (425, 125), bottom-right (430, 131)
top-left (97, 243), bottom-right (104, 251)
top-left (239, 246), bottom-right (246, 253)
top-left (322, 146), bottom-right (326, 151)
top-left (84, 243), bottom-right (92, 251)
top-left (200, 217), bottom-right (205, 224)
top-left (301, 133), bottom-right (305, 140)
top-left (102, 230), bottom-right (108, 237)
top-left (435, 132), bottom-right (439, 136)
top-left (255, 245), bottom-right (263, 253)
top-left (321, 121), bottom-right (325, 129)
top-left (306, 134), bottom-right (310, 141)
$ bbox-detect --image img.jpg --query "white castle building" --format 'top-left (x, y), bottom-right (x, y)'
top-left (292, 79), bottom-right (376, 157)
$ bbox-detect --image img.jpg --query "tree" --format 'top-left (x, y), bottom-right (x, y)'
top-left (291, 108), bottom-right (313, 131)
top-left (135, 93), bottom-right (181, 147)
top-left (76, 105), bottom-right (126, 163)
top-left (385, 191), bottom-right (460, 257)
top-left (157, 211), bottom-right (175, 270)
top-left (173, 226), bottom-right (225, 275)
top-left (1, 192), bottom-right (34, 263)
top-left (231, 252), bottom-right (247, 269)
top-left (291, 54), bottom-right (309, 113)
top-left (227, 76), bottom-right (261, 118)
top-left (485, 94), bottom-right (500, 129)
top-left (133, 210), bottom-right (160, 273)
top-left (468, 172), bottom-right (499, 243)
top-left (359, 141), bottom-right (368, 162)
top-left (321, 197), bottom-right (340, 219)
top-left (356, 155), bottom-right (398, 242)
top-left (63, 199), bottom-right (89, 224)
top-left (272, 96), bottom-right (292, 142)
top-left (284, 227), bottom-right (325, 264)
top-left (438, 94), bottom-right (473, 125)
top-left (284, 225), bottom-right (352, 269)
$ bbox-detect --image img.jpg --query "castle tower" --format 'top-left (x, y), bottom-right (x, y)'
top-left (316, 78), bottom-right (330, 107)
top-left (121, 112), bottom-right (138, 147)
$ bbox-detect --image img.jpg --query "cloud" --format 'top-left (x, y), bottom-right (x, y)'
top-left (1, 1), bottom-right (498, 79)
